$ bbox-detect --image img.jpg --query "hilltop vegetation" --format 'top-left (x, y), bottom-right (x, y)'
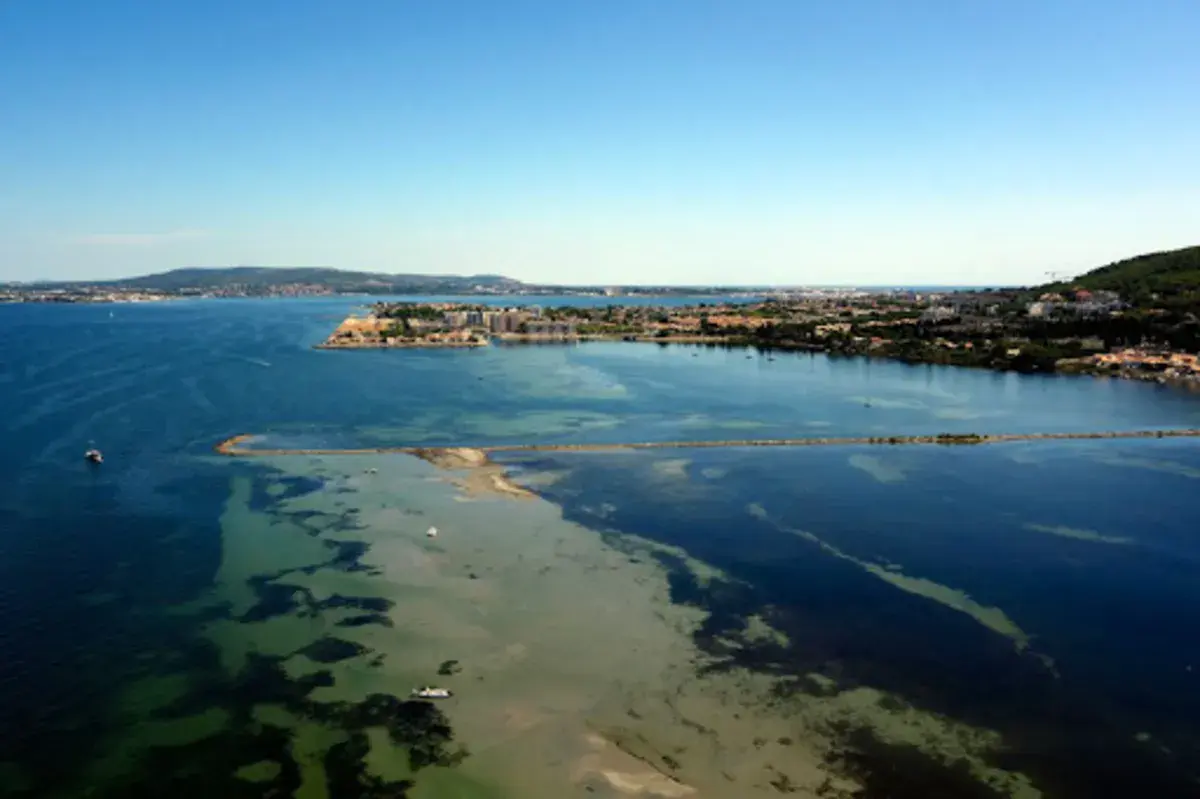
top-left (1046, 245), bottom-right (1200, 308)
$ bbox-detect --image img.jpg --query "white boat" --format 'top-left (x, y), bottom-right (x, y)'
top-left (411, 686), bottom-right (452, 699)
top-left (426, 526), bottom-right (438, 538)
top-left (84, 449), bottom-right (103, 464)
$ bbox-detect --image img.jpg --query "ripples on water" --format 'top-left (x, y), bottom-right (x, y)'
top-left (1, 298), bottom-right (1199, 797)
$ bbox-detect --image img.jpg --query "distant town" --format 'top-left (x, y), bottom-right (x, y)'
top-left (0, 266), bottom-right (769, 304)
top-left (0, 283), bottom-right (336, 304)
top-left (320, 280), bottom-right (1200, 384)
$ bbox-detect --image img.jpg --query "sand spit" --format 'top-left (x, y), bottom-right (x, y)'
top-left (214, 433), bottom-right (256, 454)
top-left (411, 447), bottom-right (536, 500)
top-left (214, 427), bottom-right (1200, 460)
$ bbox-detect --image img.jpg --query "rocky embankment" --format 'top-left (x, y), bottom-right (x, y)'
top-left (315, 315), bottom-right (488, 349)
top-left (216, 428), bottom-right (1200, 458)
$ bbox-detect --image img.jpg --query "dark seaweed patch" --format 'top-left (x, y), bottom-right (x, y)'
top-left (830, 726), bottom-right (1007, 799)
top-left (335, 612), bottom-right (393, 628)
top-left (239, 579), bottom-right (307, 622)
top-left (80, 647), bottom-right (466, 798)
top-left (337, 694), bottom-right (468, 771)
top-left (299, 636), bottom-right (369, 664)
top-left (326, 539), bottom-right (371, 571)
top-left (250, 475), bottom-right (325, 511)
top-left (239, 577), bottom-right (393, 625)
top-left (321, 594), bottom-right (392, 613)
top-left (324, 732), bottom-right (415, 797)
top-left (92, 724), bottom-right (302, 799)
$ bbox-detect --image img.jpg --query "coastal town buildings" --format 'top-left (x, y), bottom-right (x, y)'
top-left (262, 288), bottom-right (1200, 387)
top-left (1089, 349), bottom-right (1200, 380)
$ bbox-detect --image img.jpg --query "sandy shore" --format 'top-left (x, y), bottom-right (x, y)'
top-left (411, 447), bottom-right (536, 500)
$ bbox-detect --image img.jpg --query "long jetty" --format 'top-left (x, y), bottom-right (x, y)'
top-left (214, 429), bottom-right (1200, 458)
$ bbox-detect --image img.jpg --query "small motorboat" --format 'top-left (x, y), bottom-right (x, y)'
top-left (411, 686), bottom-right (452, 699)
top-left (84, 449), bottom-right (104, 464)
top-left (426, 526), bottom-right (438, 538)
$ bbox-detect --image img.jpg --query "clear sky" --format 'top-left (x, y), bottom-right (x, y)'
top-left (2, 1), bottom-right (1198, 286)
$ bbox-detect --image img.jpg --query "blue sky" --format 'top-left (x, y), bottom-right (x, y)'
top-left (2, 0), bottom-right (1198, 285)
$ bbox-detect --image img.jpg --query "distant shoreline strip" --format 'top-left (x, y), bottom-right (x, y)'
top-left (214, 429), bottom-right (1200, 457)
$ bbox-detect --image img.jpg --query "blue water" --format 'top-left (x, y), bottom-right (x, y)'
top-left (2, 297), bottom-right (1199, 797)
top-left (505, 440), bottom-right (1200, 788)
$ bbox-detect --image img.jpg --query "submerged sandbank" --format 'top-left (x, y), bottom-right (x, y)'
top-left (410, 447), bottom-right (536, 500)
top-left (68, 446), bottom-right (1051, 798)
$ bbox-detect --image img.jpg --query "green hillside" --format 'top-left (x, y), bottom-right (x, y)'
top-left (1049, 245), bottom-right (1200, 303)
top-left (1033, 246), bottom-right (1200, 351)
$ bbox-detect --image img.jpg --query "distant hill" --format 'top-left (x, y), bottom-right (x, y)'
top-left (72, 266), bottom-right (527, 294)
top-left (1043, 245), bottom-right (1200, 302)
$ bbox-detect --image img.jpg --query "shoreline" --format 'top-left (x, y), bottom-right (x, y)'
top-left (314, 313), bottom-right (1198, 386)
top-left (314, 339), bottom-right (488, 350)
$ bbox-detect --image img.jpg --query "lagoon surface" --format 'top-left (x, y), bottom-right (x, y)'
top-left (2, 298), bottom-right (1200, 798)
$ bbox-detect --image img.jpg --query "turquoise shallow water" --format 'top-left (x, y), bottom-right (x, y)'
top-left (2, 297), bottom-right (1199, 797)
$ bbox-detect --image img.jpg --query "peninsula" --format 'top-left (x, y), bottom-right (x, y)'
top-left (316, 244), bottom-right (1200, 383)
top-left (317, 309), bottom-right (490, 349)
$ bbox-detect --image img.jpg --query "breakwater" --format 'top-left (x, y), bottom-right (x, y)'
top-left (214, 428), bottom-right (1200, 458)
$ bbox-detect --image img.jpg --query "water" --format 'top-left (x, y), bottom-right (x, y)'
top-left (1, 298), bottom-right (1198, 798)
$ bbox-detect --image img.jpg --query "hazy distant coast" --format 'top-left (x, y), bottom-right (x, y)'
top-left (1, 265), bottom-right (763, 303)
